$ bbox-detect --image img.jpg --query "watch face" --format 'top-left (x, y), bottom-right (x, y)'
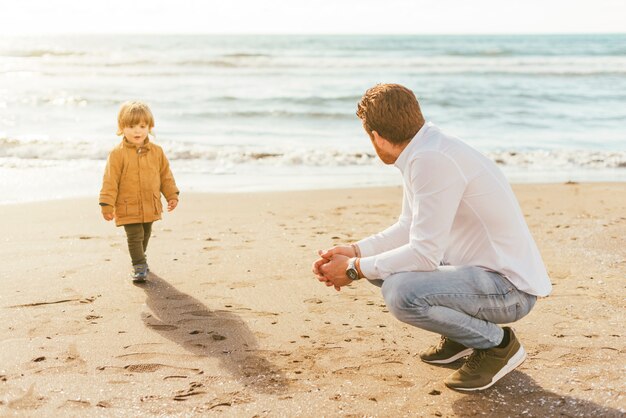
top-left (347, 268), bottom-right (358, 280)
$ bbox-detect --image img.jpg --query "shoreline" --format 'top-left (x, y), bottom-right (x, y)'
top-left (1, 183), bottom-right (624, 416)
top-left (2, 179), bottom-right (626, 207)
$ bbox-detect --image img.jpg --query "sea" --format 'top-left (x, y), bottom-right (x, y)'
top-left (1, 34), bottom-right (625, 204)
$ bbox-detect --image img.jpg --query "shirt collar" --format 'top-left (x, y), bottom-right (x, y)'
top-left (394, 121), bottom-right (433, 170)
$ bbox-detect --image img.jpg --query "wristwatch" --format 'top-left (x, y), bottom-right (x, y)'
top-left (346, 258), bottom-right (360, 281)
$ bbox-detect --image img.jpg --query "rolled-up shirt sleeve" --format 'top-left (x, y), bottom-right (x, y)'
top-left (359, 152), bottom-right (467, 280)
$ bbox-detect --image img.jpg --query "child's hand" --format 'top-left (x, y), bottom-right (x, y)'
top-left (168, 199), bottom-right (178, 212)
top-left (102, 212), bottom-right (115, 221)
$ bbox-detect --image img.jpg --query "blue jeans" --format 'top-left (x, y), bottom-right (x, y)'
top-left (372, 266), bottom-right (537, 349)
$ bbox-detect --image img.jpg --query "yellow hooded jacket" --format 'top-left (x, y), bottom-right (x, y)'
top-left (99, 138), bottom-right (179, 227)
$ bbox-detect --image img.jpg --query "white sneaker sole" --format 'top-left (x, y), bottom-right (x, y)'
top-left (422, 348), bottom-right (474, 364)
top-left (451, 345), bottom-right (527, 391)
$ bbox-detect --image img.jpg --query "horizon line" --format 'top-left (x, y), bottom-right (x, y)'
top-left (2, 31), bottom-right (626, 37)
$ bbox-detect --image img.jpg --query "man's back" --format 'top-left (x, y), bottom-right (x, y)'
top-left (401, 123), bottom-right (551, 296)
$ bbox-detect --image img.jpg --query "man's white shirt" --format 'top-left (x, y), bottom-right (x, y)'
top-left (356, 122), bottom-right (552, 297)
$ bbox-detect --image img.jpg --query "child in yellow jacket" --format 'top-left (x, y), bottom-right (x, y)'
top-left (99, 101), bottom-right (179, 282)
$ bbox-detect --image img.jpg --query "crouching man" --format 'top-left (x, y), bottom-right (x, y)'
top-left (313, 83), bottom-right (551, 391)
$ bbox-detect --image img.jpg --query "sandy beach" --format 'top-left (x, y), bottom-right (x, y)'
top-left (0, 182), bottom-right (624, 417)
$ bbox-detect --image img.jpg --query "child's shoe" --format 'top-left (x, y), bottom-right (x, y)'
top-left (131, 263), bottom-right (148, 282)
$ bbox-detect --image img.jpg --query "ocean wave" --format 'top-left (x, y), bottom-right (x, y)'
top-left (171, 59), bottom-right (239, 67)
top-left (486, 150), bottom-right (626, 169)
top-left (0, 49), bottom-right (87, 58)
top-left (100, 60), bottom-right (160, 67)
top-left (220, 53), bottom-right (271, 58)
top-left (180, 110), bottom-right (352, 120)
top-left (263, 95), bottom-right (362, 105)
top-left (1, 137), bottom-right (625, 170)
top-left (11, 54), bottom-right (626, 77)
top-left (447, 48), bottom-right (513, 57)
top-left (25, 95), bottom-right (89, 107)
top-left (201, 95), bottom-right (361, 105)
top-left (11, 50), bottom-right (626, 73)
top-left (0, 138), bottom-right (111, 161)
top-left (0, 92), bottom-right (359, 110)
top-left (197, 55), bottom-right (625, 73)
top-left (0, 136), bottom-right (381, 168)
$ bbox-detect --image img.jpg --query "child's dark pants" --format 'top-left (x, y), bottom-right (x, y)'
top-left (123, 222), bottom-right (153, 266)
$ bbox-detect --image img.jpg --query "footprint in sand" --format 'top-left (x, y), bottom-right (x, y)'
top-left (122, 343), bottom-right (163, 350)
top-left (147, 324), bottom-right (178, 331)
top-left (63, 399), bottom-right (91, 408)
top-left (98, 363), bottom-right (201, 374)
top-left (173, 382), bottom-right (206, 401)
top-left (8, 384), bottom-right (46, 410)
top-left (107, 380), bottom-right (130, 384)
top-left (125, 363), bottom-right (164, 373)
top-left (59, 235), bottom-right (97, 240)
top-left (33, 345), bottom-right (88, 376)
top-left (9, 295), bottom-right (97, 308)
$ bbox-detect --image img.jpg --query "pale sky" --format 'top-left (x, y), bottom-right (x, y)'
top-left (1, 0), bottom-right (625, 35)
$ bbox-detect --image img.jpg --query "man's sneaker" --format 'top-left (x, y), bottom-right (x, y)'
top-left (444, 327), bottom-right (526, 391)
top-left (420, 336), bottom-right (474, 364)
top-left (131, 263), bottom-right (148, 282)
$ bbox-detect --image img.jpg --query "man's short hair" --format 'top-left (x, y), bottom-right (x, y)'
top-left (356, 84), bottom-right (425, 144)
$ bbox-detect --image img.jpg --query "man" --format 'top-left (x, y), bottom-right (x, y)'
top-left (312, 83), bottom-right (551, 391)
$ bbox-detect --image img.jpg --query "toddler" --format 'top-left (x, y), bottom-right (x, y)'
top-left (99, 101), bottom-right (179, 282)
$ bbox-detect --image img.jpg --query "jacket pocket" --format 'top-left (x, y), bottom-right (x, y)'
top-left (116, 198), bottom-right (139, 218)
top-left (115, 202), bottom-right (126, 218)
top-left (153, 193), bottom-right (163, 215)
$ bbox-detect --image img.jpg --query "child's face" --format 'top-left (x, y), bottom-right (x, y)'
top-left (123, 122), bottom-right (150, 145)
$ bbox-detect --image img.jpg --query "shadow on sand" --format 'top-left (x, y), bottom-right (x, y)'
top-left (452, 370), bottom-right (623, 417)
top-left (135, 273), bottom-right (288, 394)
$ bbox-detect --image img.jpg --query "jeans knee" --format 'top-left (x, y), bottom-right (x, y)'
top-left (382, 275), bottom-right (428, 323)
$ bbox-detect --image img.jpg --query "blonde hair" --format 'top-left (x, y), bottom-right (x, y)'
top-left (116, 101), bottom-right (155, 136)
top-left (356, 84), bottom-right (425, 144)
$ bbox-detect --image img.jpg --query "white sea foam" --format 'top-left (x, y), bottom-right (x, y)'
top-left (1, 137), bottom-right (625, 205)
top-left (1, 136), bottom-right (625, 170)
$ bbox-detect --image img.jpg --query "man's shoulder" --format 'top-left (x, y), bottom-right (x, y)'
top-left (416, 129), bottom-right (482, 162)
top-left (406, 124), bottom-right (489, 171)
